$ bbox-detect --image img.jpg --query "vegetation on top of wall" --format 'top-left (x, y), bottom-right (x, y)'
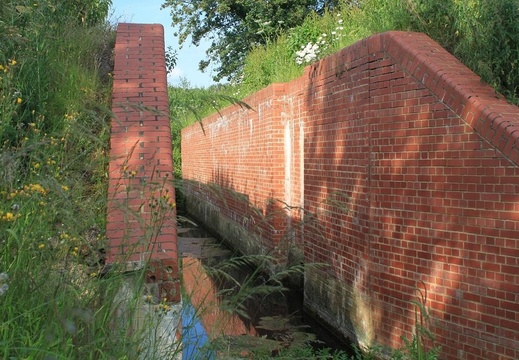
top-left (236, 0), bottom-right (519, 104)
top-left (160, 0), bottom-right (346, 82)
top-left (169, 0), bottom-right (518, 132)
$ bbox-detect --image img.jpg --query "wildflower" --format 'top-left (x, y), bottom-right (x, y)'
top-left (295, 41), bottom-right (322, 65)
top-left (16, 97), bottom-right (22, 104)
top-left (9, 59), bottom-right (16, 66)
top-left (3, 212), bottom-right (14, 221)
top-left (61, 185), bottom-right (69, 191)
top-left (26, 183), bottom-right (48, 195)
top-left (38, 243), bottom-right (45, 249)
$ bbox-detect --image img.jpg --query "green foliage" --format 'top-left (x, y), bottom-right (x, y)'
top-left (160, 0), bottom-right (342, 82)
top-left (239, 5), bottom-right (366, 94)
top-left (236, 0), bottom-right (518, 103)
top-left (405, 0), bottom-right (519, 104)
top-left (0, 1), bottom-right (151, 358)
top-left (391, 282), bottom-right (441, 360)
top-left (241, 33), bottom-right (305, 94)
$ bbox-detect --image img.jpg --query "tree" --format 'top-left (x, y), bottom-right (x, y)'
top-left (161, 0), bottom-right (340, 82)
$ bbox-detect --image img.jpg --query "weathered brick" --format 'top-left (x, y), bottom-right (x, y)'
top-left (106, 24), bottom-right (179, 302)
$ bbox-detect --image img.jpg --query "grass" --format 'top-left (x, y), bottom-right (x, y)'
top-left (210, 0), bottom-right (518, 104)
top-left (0, 1), bottom-right (147, 358)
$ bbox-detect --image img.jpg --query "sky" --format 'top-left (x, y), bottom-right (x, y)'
top-left (109, 0), bottom-right (215, 88)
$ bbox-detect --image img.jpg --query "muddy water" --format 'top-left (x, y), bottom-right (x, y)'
top-left (177, 217), bottom-right (355, 357)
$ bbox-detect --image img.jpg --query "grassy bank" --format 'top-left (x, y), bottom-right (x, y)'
top-left (0, 1), bottom-right (148, 358)
top-left (171, 0), bottom-right (517, 105)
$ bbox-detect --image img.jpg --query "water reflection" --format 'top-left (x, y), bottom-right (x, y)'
top-left (178, 218), bottom-right (351, 357)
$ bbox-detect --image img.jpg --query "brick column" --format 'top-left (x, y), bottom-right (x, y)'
top-left (107, 23), bottom-right (179, 302)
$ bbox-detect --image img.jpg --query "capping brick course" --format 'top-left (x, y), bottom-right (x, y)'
top-left (182, 31), bottom-right (519, 358)
top-left (107, 23), bottom-right (179, 302)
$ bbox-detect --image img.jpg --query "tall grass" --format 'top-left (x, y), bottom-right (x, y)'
top-left (235, 0), bottom-right (519, 104)
top-left (0, 1), bottom-right (153, 358)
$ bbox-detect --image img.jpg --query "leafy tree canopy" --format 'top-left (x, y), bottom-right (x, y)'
top-left (161, 0), bottom-right (340, 81)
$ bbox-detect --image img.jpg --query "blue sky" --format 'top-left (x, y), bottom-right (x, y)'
top-left (110, 0), bottom-right (215, 88)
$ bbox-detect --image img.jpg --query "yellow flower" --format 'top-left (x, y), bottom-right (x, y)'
top-left (16, 97), bottom-right (22, 104)
top-left (61, 185), bottom-right (69, 191)
top-left (9, 59), bottom-right (16, 66)
top-left (27, 183), bottom-right (48, 195)
top-left (3, 213), bottom-right (14, 221)
top-left (0, 65), bottom-right (4, 71)
top-left (38, 244), bottom-right (45, 249)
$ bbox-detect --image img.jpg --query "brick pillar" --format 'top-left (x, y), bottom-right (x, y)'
top-left (107, 23), bottom-right (179, 302)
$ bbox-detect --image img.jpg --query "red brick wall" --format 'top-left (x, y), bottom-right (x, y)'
top-left (107, 23), bottom-right (179, 302)
top-left (182, 84), bottom-right (299, 251)
top-left (181, 31), bottom-right (519, 358)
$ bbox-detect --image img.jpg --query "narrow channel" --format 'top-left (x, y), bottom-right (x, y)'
top-left (177, 215), bottom-right (356, 358)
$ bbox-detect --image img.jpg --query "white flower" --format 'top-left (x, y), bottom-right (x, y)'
top-left (338, 19), bottom-right (344, 24)
top-left (0, 273), bottom-right (8, 282)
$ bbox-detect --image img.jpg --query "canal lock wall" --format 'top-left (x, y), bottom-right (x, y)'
top-left (181, 31), bottom-right (519, 360)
